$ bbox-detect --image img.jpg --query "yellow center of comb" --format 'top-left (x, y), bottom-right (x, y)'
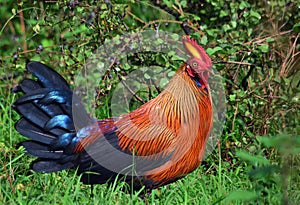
top-left (185, 42), bottom-right (202, 60)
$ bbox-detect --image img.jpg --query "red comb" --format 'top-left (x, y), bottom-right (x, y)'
top-left (182, 36), bottom-right (212, 66)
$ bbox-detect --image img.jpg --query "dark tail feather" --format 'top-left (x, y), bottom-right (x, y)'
top-left (13, 61), bottom-right (92, 173)
top-left (15, 118), bottom-right (57, 144)
top-left (26, 61), bottom-right (70, 90)
top-left (22, 141), bottom-right (64, 159)
top-left (32, 160), bottom-right (75, 173)
top-left (12, 79), bottom-right (42, 93)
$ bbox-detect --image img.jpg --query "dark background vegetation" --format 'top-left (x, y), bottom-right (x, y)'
top-left (0, 0), bottom-right (299, 204)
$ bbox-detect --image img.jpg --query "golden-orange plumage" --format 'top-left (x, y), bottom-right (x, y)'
top-left (14, 36), bottom-right (214, 191)
top-left (116, 63), bottom-right (212, 187)
top-left (75, 63), bottom-right (213, 188)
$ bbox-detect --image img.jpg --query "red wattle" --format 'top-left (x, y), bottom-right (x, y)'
top-left (187, 68), bottom-right (195, 77)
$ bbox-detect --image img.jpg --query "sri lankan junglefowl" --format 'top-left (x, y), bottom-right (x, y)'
top-left (13, 36), bottom-right (213, 192)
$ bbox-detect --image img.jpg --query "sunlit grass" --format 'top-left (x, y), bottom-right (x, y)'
top-left (1, 72), bottom-right (298, 204)
top-left (0, 82), bottom-right (285, 204)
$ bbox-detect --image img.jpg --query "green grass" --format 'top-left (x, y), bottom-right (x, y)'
top-left (0, 147), bottom-right (260, 204)
top-left (0, 80), bottom-right (289, 204)
top-left (0, 140), bottom-right (287, 205)
top-left (0, 70), bottom-right (298, 205)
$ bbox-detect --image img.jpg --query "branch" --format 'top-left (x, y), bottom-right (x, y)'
top-left (216, 61), bottom-right (254, 66)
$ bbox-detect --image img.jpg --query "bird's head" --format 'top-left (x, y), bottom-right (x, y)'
top-left (182, 36), bottom-right (213, 87)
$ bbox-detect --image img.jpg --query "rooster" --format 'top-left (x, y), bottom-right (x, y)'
top-left (13, 36), bottom-right (213, 192)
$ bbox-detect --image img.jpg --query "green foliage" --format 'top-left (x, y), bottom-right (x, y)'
top-left (235, 134), bottom-right (300, 204)
top-left (0, 0), bottom-right (299, 204)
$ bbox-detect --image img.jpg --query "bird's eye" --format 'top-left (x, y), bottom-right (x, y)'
top-left (192, 62), bottom-right (198, 67)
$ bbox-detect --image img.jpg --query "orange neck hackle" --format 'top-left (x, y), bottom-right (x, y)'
top-left (75, 36), bottom-right (214, 188)
top-left (114, 63), bottom-right (213, 186)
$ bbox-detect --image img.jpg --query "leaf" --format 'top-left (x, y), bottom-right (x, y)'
top-left (163, 0), bottom-right (175, 8)
top-left (191, 14), bottom-right (201, 21)
top-left (180, 0), bottom-right (187, 8)
top-left (225, 190), bottom-right (258, 201)
top-left (236, 150), bottom-right (270, 165)
top-left (293, 23), bottom-right (300, 32)
top-left (101, 3), bottom-right (107, 9)
top-left (206, 29), bottom-right (218, 37)
top-left (250, 10), bottom-right (261, 19)
top-left (33, 24), bottom-right (40, 34)
top-left (171, 33), bottom-right (179, 41)
top-left (229, 94), bottom-right (236, 101)
top-left (259, 44), bottom-right (269, 53)
top-left (156, 55), bottom-right (166, 64)
top-left (168, 51), bottom-right (175, 56)
top-left (248, 165), bottom-right (280, 179)
top-left (41, 39), bottom-right (54, 47)
top-left (206, 46), bottom-right (223, 55)
top-left (258, 134), bottom-right (300, 154)
top-left (239, 1), bottom-right (250, 10)
top-left (167, 71), bottom-right (175, 77)
top-left (220, 10), bottom-right (229, 17)
top-left (160, 78), bottom-right (169, 88)
top-left (231, 21), bottom-right (237, 28)
top-left (155, 38), bottom-right (164, 44)
top-left (171, 55), bottom-right (185, 61)
top-left (200, 35), bottom-right (208, 45)
top-left (266, 37), bottom-right (275, 42)
top-left (144, 73), bottom-right (151, 79)
top-left (247, 28), bottom-right (253, 36)
top-left (123, 63), bottom-right (131, 70)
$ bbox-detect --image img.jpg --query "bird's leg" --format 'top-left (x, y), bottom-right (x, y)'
top-left (90, 184), bottom-right (94, 197)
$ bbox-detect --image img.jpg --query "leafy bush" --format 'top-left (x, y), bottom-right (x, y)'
top-left (0, 0), bottom-right (299, 204)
